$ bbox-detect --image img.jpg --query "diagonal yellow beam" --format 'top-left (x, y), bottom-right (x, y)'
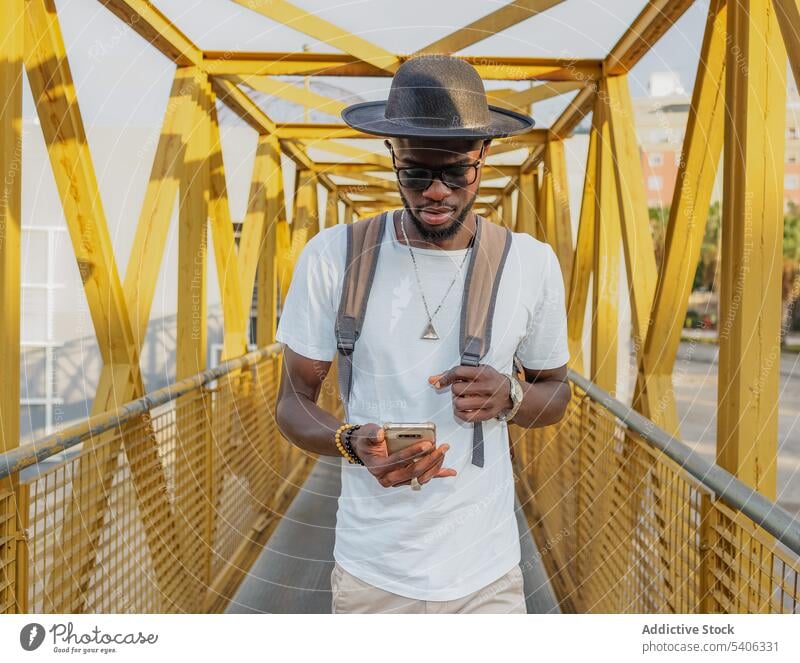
top-left (632, 0), bottom-right (727, 435)
top-left (230, 0), bottom-right (399, 72)
top-left (489, 80), bottom-right (585, 112)
top-left (124, 67), bottom-right (197, 344)
top-left (300, 139), bottom-right (393, 169)
top-left (230, 74), bottom-right (347, 117)
top-left (773, 0), bottom-right (800, 92)
top-left (207, 82), bottom-right (249, 360)
top-left (416, 0), bottom-right (564, 55)
top-left (238, 135), bottom-right (275, 321)
top-left (101, 0), bottom-right (202, 65)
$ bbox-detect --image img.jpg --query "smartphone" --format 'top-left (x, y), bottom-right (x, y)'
top-left (383, 422), bottom-right (436, 456)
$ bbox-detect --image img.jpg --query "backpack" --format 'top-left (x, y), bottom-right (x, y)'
top-left (335, 210), bottom-right (513, 468)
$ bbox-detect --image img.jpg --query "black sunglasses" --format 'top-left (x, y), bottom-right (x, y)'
top-left (389, 143), bottom-right (487, 191)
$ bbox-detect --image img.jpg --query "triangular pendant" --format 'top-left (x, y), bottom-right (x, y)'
top-left (421, 321), bottom-right (439, 340)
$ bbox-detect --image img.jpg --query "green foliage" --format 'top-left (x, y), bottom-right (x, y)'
top-left (785, 202), bottom-right (800, 262)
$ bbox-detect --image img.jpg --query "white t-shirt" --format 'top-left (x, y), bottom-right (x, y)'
top-left (276, 208), bottom-right (569, 600)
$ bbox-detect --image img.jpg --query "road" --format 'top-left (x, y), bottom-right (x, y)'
top-left (657, 342), bottom-right (800, 517)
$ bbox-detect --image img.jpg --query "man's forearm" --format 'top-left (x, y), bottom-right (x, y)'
top-left (275, 394), bottom-right (345, 456)
top-left (509, 379), bottom-right (571, 429)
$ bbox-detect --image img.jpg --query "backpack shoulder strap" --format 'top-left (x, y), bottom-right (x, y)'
top-left (460, 215), bottom-right (513, 467)
top-left (335, 211), bottom-right (388, 418)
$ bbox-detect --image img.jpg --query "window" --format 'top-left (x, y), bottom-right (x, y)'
top-left (647, 152), bottom-right (663, 167)
top-left (786, 174), bottom-right (800, 190)
top-left (648, 176), bottom-right (663, 191)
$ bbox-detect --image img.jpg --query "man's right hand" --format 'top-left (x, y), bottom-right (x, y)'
top-left (350, 424), bottom-right (457, 488)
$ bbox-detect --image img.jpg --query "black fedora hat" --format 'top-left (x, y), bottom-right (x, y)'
top-left (341, 55), bottom-right (534, 140)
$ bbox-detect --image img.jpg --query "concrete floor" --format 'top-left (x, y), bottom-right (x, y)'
top-left (225, 458), bottom-right (559, 614)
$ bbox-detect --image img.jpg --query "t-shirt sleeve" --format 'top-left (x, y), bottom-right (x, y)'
top-left (275, 230), bottom-right (342, 361)
top-left (515, 243), bottom-right (570, 370)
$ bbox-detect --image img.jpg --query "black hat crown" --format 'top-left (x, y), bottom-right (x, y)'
top-left (341, 55), bottom-right (534, 140)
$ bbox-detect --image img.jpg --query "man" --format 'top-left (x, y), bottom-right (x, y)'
top-left (274, 55), bottom-right (571, 613)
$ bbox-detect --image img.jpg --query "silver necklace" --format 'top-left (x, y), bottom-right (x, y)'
top-left (400, 209), bottom-right (471, 340)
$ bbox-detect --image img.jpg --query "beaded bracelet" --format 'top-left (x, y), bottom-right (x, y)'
top-left (343, 425), bottom-right (364, 465)
top-left (334, 423), bottom-right (362, 465)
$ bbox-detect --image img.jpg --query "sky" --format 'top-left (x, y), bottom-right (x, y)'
top-left (22, 0), bottom-right (713, 128)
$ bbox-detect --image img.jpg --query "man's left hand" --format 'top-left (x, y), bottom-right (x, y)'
top-left (429, 365), bottom-right (513, 423)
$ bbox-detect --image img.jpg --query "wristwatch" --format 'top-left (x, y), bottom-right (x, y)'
top-left (496, 373), bottom-right (524, 422)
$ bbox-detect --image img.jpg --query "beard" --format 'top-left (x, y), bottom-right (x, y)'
top-left (398, 189), bottom-right (478, 242)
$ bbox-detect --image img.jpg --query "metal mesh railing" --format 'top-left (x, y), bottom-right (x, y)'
top-left (514, 376), bottom-right (800, 614)
top-left (0, 344), bottom-right (313, 614)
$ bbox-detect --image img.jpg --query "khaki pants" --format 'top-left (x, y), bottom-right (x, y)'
top-left (330, 562), bottom-right (527, 614)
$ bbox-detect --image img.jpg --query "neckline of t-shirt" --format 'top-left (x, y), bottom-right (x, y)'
top-left (386, 209), bottom-right (473, 258)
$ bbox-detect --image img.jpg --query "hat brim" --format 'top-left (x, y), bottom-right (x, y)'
top-left (340, 100), bottom-right (534, 139)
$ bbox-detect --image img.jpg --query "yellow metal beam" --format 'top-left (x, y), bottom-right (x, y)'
top-left (541, 141), bottom-right (573, 292)
top-left (176, 69), bottom-right (210, 380)
top-left (604, 74), bottom-right (658, 351)
top-left (301, 140), bottom-right (393, 169)
top-left (205, 51), bottom-right (603, 81)
top-left (124, 67), bottom-right (196, 344)
top-left (606, 0), bottom-right (697, 75)
top-left (590, 94), bottom-right (620, 394)
top-left (0, 0), bottom-right (23, 614)
top-left (101, 0), bottom-right (202, 66)
top-left (717, 0), bottom-right (786, 497)
top-left (566, 119), bottom-right (597, 375)
top-left (501, 192), bottom-right (514, 229)
top-left (632, 0), bottom-right (727, 434)
top-left (256, 155), bottom-right (281, 346)
top-left (230, 0), bottom-right (400, 73)
top-left (0, 0), bottom-right (22, 459)
top-left (773, 0), bottom-right (800, 91)
top-left (207, 82), bottom-right (249, 360)
top-left (325, 188), bottom-right (340, 228)
top-left (416, 0), bottom-right (564, 55)
top-left (231, 74), bottom-right (347, 117)
top-left (489, 80), bottom-right (585, 113)
top-left (237, 135), bottom-right (275, 325)
top-left (25, 0), bottom-right (184, 612)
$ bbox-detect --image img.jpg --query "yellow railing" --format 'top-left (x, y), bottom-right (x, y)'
top-left (3, 343), bottom-right (798, 614)
top-left (0, 344), bottom-right (314, 614)
top-left (514, 377), bottom-right (800, 614)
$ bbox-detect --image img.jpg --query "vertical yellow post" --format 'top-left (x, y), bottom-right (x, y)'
top-left (325, 188), bottom-right (339, 228)
top-left (501, 192), bottom-right (514, 229)
top-left (515, 172), bottom-right (537, 236)
top-left (540, 142), bottom-right (573, 291)
top-left (567, 115), bottom-right (598, 375)
top-left (0, 0), bottom-right (23, 615)
top-left (590, 92), bottom-right (621, 394)
top-left (257, 135), bottom-right (283, 346)
top-left (175, 70), bottom-right (209, 608)
top-left (177, 74), bottom-right (209, 380)
top-left (717, 0), bottom-right (786, 498)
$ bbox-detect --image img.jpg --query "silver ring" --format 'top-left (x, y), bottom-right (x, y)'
top-left (410, 476), bottom-right (422, 491)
